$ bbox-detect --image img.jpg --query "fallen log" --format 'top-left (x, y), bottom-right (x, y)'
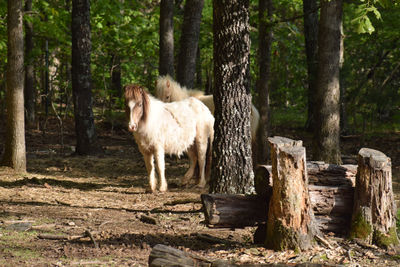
top-left (201, 194), bottom-right (269, 228)
top-left (255, 161), bottom-right (356, 189)
top-left (149, 244), bottom-right (343, 267)
top-left (202, 183), bottom-right (353, 233)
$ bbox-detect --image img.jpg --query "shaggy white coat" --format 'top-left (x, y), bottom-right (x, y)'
top-left (127, 89), bottom-right (214, 192)
top-left (155, 75), bottom-right (260, 143)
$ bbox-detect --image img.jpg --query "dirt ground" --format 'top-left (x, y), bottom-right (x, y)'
top-left (0, 117), bottom-right (399, 266)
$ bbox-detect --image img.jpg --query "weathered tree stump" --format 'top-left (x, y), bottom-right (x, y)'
top-left (350, 148), bottom-right (399, 248)
top-left (265, 136), bottom-right (318, 250)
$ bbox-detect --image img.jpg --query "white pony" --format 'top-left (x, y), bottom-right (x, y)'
top-left (125, 84), bottom-right (214, 192)
top-left (155, 75), bottom-right (260, 144)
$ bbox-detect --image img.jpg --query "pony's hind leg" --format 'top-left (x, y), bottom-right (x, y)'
top-left (154, 148), bottom-right (168, 192)
top-left (183, 145), bottom-right (197, 185)
top-left (196, 137), bottom-right (208, 188)
top-left (143, 152), bottom-right (157, 193)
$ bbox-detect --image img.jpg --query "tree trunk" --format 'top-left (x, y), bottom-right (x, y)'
top-left (266, 137), bottom-right (317, 250)
top-left (159, 0), bottom-right (174, 77)
top-left (111, 54), bottom-right (122, 99)
top-left (71, 0), bottom-right (99, 155)
top-left (2, 0), bottom-right (26, 172)
top-left (256, 0), bottom-right (273, 165)
top-left (210, 0), bottom-right (254, 195)
top-left (350, 148), bottom-right (399, 248)
top-left (312, 0), bottom-right (342, 164)
top-left (176, 0), bottom-right (204, 88)
top-left (303, 0), bottom-right (318, 132)
top-left (24, 0), bottom-right (35, 127)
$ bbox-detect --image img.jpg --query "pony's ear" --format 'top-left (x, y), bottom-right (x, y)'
top-left (141, 87), bottom-right (150, 123)
top-left (166, 80), bottom-right (170, 88)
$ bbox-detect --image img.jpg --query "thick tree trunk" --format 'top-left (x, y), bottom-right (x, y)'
top-left (24, 0), bottom-right (36, 127)
top-left (303, 0), bottom-right (318, 132)
top-left (266, 137), bottom-right (317, 250)
top-left (2, 0), bottom-right (26, 172)
top-left (71, 0), bottom-right (99, 155)
top-left (159, 0), bottom-right (174, 77)
top-left (256, 0), bottom-right (273, 165)
top-left (312, 0), bottom-right (342, 164)
top-left (176, 0), bottom-right (204, 88)
top-left (350, 148), bottom-right (399, 248)
top-left (210, 0), bottom-right (254, 195)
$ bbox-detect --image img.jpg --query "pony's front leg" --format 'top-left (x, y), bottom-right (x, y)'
top-left (143, 152), bottom-right (157, 192)
top-left (154, 148), bottom-right (168, 192)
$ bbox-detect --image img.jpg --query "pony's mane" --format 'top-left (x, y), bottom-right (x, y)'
top-left (124, 84), bottom-right (150, 123)
top-left (156, 75), bottom-right (205, 101)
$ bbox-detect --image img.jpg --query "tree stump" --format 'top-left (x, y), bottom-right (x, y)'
top-left (350, 148), bottom-right (399, 248)
top-left (265, 137), bottom-right (318, 251)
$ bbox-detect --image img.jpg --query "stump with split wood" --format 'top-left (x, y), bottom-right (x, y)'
top-left (350, 148), bottom-right (399, 248)
top-left (265, 137), bottom-right (318, 251)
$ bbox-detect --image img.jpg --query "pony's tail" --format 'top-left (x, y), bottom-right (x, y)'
top-left (205, 127), bottom-right (214, 182)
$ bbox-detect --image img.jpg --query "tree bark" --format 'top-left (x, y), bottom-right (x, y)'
top-left (312, 0), bottom-right (342, 164)
top-left (256, 0), bottom-right (273, 165)
top-left (303, 0), bottom-right (318, 132)
top-left (2, 0), bottom-right (26, 172)
top-left (350, 148), bottom-right (399, 248)
top-left (176, 0), bottom-right (204, 89)
top-left (159, 0), bottom-right (174, 77)
top-left (266, 137), bottom-right (317, 250)
top-left (210, 0), bottom-right (254, 194)
top-left (71, 0), bottom-right (99, 155)
top-left (24, 0), bottom-right (36, 127)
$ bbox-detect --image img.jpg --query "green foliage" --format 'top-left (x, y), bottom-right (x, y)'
top-left (0, 0), bottom-right (398, 134)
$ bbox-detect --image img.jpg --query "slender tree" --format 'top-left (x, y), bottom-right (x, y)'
top-left (159, 0), bottom-right (175, 77)
top-left (2, 0), bottom-right (26, 172)
top-left (210, 0), bottom-right (255, 194)
top-left (71, 0), bottom-right (99, 155)
top-left (176, 0), bottom-right (204, 88)
top-left (303, 0), bottom-right (319, 132)
top-left (256, 0), bottom-right (273, 164)
top-left (313, 0), bottom-right (342, 164)
top-left (24, 0), bottom-right (35, 127)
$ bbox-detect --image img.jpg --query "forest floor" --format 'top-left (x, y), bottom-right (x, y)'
top-left (0, 117), bottom-right (400, 266)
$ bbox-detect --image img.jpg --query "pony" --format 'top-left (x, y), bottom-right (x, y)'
top-left (155, 75), bottom-right (260, 144)
top-left (124, 84), bottom-right (214, 192)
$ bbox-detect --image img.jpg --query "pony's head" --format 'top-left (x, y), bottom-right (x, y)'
top-left (155, 75), bottom-right (187, 102)
top-left (124, 84), bottom-right (150, 132)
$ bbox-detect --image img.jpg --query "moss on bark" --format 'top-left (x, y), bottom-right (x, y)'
top-left (350, 211), bottom-right (372, 240)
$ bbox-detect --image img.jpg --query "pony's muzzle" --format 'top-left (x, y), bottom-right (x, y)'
top-left (128, 122), bottom-right (137, 132)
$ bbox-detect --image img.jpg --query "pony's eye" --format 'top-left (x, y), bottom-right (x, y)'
top-left (138, 103), bottom-right (143, 107)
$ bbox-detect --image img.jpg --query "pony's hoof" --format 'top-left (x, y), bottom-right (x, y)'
top-left (159, 185), bottom-right (168, 192)
top-left (196, 182), bottom-right (206, 189)
top-left (145, 187), bottom-right (156, 194)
